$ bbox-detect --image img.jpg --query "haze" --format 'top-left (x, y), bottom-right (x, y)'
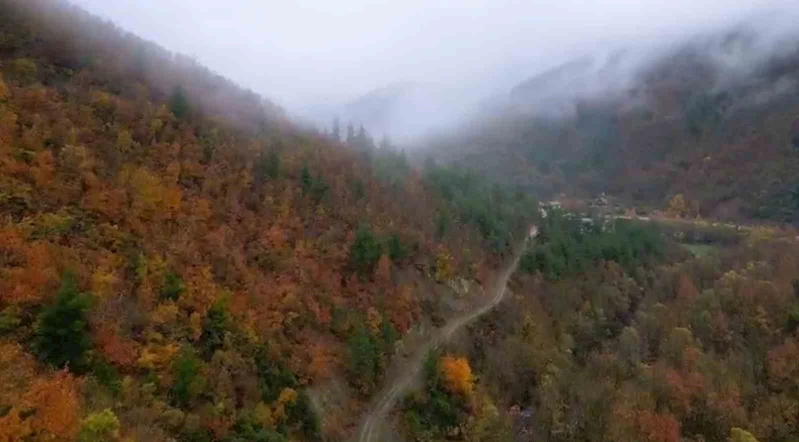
top-left (74, 0), bottom-right (795, 137)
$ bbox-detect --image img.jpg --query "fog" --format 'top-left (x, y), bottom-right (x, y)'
top-left (74, 0), bottom-right (799, 141)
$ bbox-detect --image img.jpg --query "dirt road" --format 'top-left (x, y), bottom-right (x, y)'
top-left (356, 237), bottom-right (530, 442)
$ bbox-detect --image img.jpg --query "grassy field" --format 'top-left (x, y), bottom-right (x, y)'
top-left (681, 243), bottom-right (718, 257)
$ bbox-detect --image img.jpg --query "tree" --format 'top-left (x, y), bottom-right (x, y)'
top-left (34, 272), bottom-right (92, 372)
top-left (78, 409), bottom-right (120, 442)
top-left (387, 233), bottom-right (408, 262)
top-left (440, 355), bottom-right (474, 398)
top-left (331, 117), bottom-right (341, 141)
top-left (162, 270), bottom-right (185, 301)
top-left (379, 134), bottom-right (392, 150)
top-left (253, 151), bottom-right (280, 186)
top-left (666, 194), bottom-right (698, 218)
top-left (300, 164), bottom-right (313, 195)
top-left (200, 300), bottom-right (230, 359)
top-left (618, 326), bottom-right (641, 367)
top-left (0, 73), bottom-right (8, 100)
top-left (729, 428), bottom-right (759, 442)
top-left (664, 327), bottom-right (694, 367)
top-left (9, 58), bottom-right (37, 84)
top-left (347, 323), bottom-right (380, 393)
top-left (171, 347), bottom-right (206, 407)
top-left (169, 85), bottom-right (189, 118)
top-left (435, 249), bottom-right (455, 282)
top-left (349, 225), bottom-right (382, 279)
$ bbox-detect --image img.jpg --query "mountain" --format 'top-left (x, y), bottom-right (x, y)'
top-left (0, 1), bottom-right (537, 441)
top-left (408, 20), bottom-right (799, 442)
top-left (308, 81), bottom-right (476, 143)
top-left (6, 2), bottom-right (799, 442)
top-left (423, 15), bottom-right (799, 223)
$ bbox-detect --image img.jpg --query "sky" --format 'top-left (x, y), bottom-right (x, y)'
top-left (72, 0), bottom-right (793, 112)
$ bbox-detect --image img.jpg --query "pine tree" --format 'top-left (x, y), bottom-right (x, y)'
top-left (34, 272), bottom-right (92, 371)
top-left (168, 86), bottom-right (189, 119)
top-left (331, 117), bottom-right (341, 141)
top-left (349, 224), bottom-right (382, 279)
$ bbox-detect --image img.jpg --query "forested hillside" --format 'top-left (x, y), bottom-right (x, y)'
top-left (424, 26), bottom-right (799, 224)
top-left (0, 1), bottom-right (536, 441)
top-left (7, 2), bottom-right (799, 442)
top-left (411, 212), bottom-right (799, 442)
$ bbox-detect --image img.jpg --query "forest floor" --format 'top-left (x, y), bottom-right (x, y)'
top-left (355, 236), bottom-right (531, 442)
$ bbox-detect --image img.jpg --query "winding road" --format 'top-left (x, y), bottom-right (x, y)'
top-left (356, 234), bottom-right (532, 442)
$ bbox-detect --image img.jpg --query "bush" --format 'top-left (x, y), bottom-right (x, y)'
top-left (33, 272), bottom-right (92, 371)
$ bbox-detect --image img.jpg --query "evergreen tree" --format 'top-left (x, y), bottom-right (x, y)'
top-left (355, 125), bottom-right (376, 151)
top-left (346, 124), bottom-right (356, 145)
top-left (200, 300), bottom-right (230, 359)
top-left (331, 117), bottom-right (341, 141)
top-left (161, 270), bottom-right (185, 301)
top-left (300, 164), bottom-right (313, 195)
top-left (379, 134), bottom-right (392, 151)
top-left (347, 322), bottom-right (379, 391)
top-left (171, 347), bottom-right (206, 407)
top-left (34, 272), bottom-right (92, 371)
top-left (168, 85), bottom-right (189, 119)
top-left (349, 224), bottom-right (382, 278)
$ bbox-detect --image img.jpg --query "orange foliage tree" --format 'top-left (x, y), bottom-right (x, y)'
top-left (440, 355), bottom-right (475, 398)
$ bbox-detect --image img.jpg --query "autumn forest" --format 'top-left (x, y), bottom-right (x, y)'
top-left (2, 1), bottom-right (799, 442)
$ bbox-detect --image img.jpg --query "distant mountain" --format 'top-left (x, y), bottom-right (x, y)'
top-left (424, 14), bottom-right (799, 223)
top-left (306, 81), bottom-right (480, 143)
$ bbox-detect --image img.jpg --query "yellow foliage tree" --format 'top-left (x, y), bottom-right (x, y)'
top-left (366, 307), bottom-right (382, 334)
top-left (0, 369), bottom-right (84, 442)
top-left (666, 193), bottom-right (698, 219)
top-left (435, 249), bottom-right (455, 282)
top-left (440, 355), bottom-right (474, 398)
top-left (0, 73), bottom-right (8, 99)
top-left (272, 387), bottom-right (298, 423)
top-left (666, 194), bottom-right (687, 218)
top-left (729, 428), bottom-right (759, 442)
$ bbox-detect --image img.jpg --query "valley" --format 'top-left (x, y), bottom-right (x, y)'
top-left (2, 1), bottom-right (799, 442)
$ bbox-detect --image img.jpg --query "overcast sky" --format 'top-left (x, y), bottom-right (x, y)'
top-left (73, 0), bottom-right (792, 110)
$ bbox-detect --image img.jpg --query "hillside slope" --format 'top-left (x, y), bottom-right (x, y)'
top-left (424, 21), bottom-right (799, 224)
top-left (0, 1), bottom-right (536, 441)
